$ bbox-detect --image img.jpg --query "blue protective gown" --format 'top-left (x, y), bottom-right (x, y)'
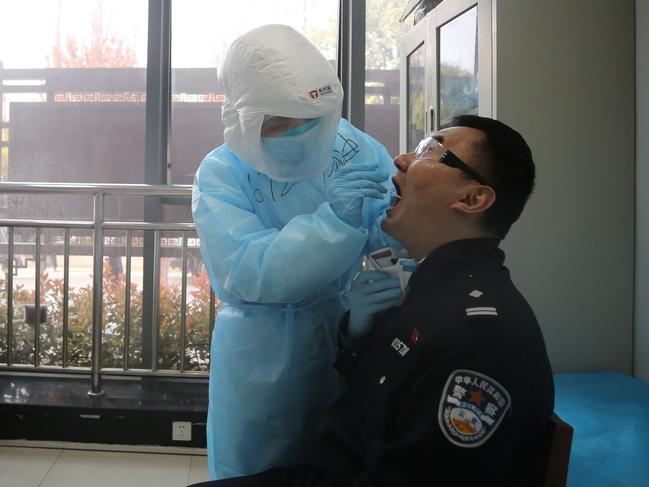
top-left (192, 118), bottom-right (397, 479)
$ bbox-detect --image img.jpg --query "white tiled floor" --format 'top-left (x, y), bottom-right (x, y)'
top-left (0, 447), bottom-right (210, 487)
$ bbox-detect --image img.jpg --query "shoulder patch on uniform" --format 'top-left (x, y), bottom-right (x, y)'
top-left (438, 369), bottom-right (511, 448)
top-left (465, 306), bottom-right (497, 317)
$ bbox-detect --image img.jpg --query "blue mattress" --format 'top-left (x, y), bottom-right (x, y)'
top-left (554, 372), bottom-right (649, 486)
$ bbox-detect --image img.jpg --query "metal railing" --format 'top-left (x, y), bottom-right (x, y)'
top-left (0, 182), bottom-right (214, 395)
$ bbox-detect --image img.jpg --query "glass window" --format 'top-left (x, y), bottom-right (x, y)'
top-left (0, 0), bottom-right (148, 187)
top-left (365, 0), bottom-right (411, 157)
top-left (407, 43), bottom-right (426, 151)
top-left (0, 0), bottom-right (148, 225)
top-left (169, 0), bottom-right (339, 187)
top-left (0, 1), bottom-right (148, 368)
top-left (438, 6), bottom-right (478, 128)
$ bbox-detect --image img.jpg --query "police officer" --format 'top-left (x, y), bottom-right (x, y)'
top-left (190, 116), bottom-right (554, 487)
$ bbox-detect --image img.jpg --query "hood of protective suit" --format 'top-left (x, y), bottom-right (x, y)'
top-left (219, 24), bottom-right (343, 182)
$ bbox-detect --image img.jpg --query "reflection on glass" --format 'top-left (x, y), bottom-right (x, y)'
top-left (407, 43), bottom-right (426, 151)
top-left (439, 6), bottom-right (478, 128)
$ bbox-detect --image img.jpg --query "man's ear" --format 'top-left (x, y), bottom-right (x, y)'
top-left (450, 185), bottom-right (496, 215)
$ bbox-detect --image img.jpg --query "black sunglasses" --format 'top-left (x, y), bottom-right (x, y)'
top-left (414, 136), bottom-right (488, 185)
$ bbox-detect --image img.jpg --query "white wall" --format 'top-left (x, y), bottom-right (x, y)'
top-left (635, 0), bottom-right (649, 383)
top-left (495, 0), bottom-right (636, 372)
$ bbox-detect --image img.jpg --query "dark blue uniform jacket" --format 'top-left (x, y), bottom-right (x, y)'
top-left (319, 238), bottom-right (555, 487)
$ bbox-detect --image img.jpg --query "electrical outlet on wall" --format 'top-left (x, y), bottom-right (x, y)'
top-left (172, 421), bottom-right (192, 441)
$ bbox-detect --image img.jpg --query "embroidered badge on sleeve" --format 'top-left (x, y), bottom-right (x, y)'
top-left (438, 369), bottom-right (511, 448)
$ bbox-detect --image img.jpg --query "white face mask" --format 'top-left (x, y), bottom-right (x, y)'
top-left (260, 119), bottom-right (320, 168)
top-left (255, 116), bottom-right (337, 182)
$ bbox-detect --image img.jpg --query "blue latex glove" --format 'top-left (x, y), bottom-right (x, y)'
top-left (328, 163), bottom-right (389, 227)
top-left (347, 270), bottom-right (402, 337)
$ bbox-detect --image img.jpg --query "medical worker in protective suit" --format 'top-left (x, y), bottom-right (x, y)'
top-left (192, 24), bottom-right (399, 480)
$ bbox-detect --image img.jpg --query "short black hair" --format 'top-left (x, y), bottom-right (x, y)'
top-left (448, 115), bottom-right (535, 238)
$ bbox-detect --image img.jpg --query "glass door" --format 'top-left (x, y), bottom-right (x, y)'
top-left (399, 0), bottom-right (492, 151)
top-left (399, 17), bottom-right (432, 152)
top-left (433, 0), bottom-right (492, 128)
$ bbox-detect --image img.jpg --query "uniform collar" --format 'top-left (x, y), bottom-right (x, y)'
top-left (409, 238), bottom-right (503, 287)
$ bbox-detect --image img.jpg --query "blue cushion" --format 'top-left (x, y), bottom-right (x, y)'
top-left (554, 372), bottom-right (649, 487)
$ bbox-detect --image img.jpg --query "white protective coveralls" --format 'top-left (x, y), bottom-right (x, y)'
top-left (192, 24), bottom-right (398, 479)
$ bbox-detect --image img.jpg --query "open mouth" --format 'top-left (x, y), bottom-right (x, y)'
top-left (389, 180), bottom-right (402, 208)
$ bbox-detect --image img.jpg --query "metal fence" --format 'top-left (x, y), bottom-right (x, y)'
top-left (0, 182), bottom-right (214, 396)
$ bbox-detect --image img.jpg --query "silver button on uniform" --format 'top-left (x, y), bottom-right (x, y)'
top-left (379, 375), bottom-right (386, 384)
